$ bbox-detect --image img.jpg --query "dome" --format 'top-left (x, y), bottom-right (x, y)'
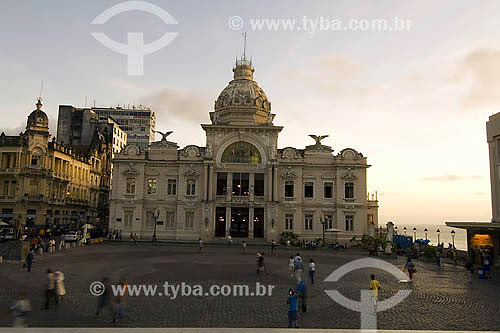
top-left (214, 59), bottom-right (271, 114)
top-left (26, 98), bottom-right (49, 129)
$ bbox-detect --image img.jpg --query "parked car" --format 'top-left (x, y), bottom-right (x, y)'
top-left (61, 231), bottom-right (79, 242)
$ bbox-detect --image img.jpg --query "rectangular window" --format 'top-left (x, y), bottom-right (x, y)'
top-left (185, 211), bottom-right (194, 230)
top-left (126, 178), bottom-right (135, 194)
top-left (285, 214), bottom-right (294, 231)
top-left (3, 181), bottom-right (8, 196)
top-left (345, 182), bottom-right (354, 199)
top-left (186, 179), bottom-right (196, 196)
top-left (147, 178), bottom-right (157, 194)
top-left (304, 214), bottom-right (313, 231)
top-left (285, 181), bottom-right (294, 198)
top-left (146, 211), bottom-right (155, 228)
top-left (304, 182), bottom-right (314, 198)
top-left (124, 210), bottom-right (133, 228)
top-left (10, 181), bottom-right (16, 196)
top-left (166, 211), bottom-right (176, 230)
top-left (254, 173), bottom-right (265, 196)
top-left (326, 214), bottom-right (333, 229)
top-left (324, 182), bottom-right (333, 199)
top-left (216, 173), bottom-right (227, 196)
top-left (232, 173), bottom-right (249, 196)
top-left (167, 179), bottom-right (177, 195)
top-left (345, 215), bottom-right (354, 231)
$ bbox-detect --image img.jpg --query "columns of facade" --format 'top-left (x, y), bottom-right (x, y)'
top-left (208, 163), bottom-right (215, 201)
top-left (225, 206), bottom-right (231, 235)
top-left (249, 206), bottom-right (254, 239)
top-left (226, 172), bottom-right (232, 201)
top-left (267, 168), bottom-right (273, 202)
top-left (202, 164), bottom-right (208, 201)
top-left (273, 164), bottom-right (278, 203)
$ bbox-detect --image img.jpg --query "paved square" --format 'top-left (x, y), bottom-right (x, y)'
top-left (0, 243), bottom-right (498, 329)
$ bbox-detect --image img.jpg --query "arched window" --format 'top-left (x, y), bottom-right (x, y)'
top-left (221, 141), bottom-right (262, 164)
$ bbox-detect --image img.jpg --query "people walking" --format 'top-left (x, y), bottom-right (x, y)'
top-left (369, 274), bottom-right (381, 312)
top-left (96, 277), bottom-right (112, 316)
top-left (296, 280), bottom-right (307, 313)
top-left (289, 256), bottom-right (295, 278)
top-left (271, 240), bottom-right (276, 254)
top-left (25, 249), bottom-right (34, 272)
top-left (309, 259), bottom-right (316, 284)
top-left (256, 251), bottom-right (268, 276)
top-left (404, 258), bottom-right (415, 282)
top-left (112, 278), bottom-right (129, 323)
top-left (55, 270), bottom-right (66, 301)
top-left (286, 288), bottom-right (299, 328)
top-left (44, 269), bottom-right (59, 309)
top-left (294, 253), bottom-right (304, 282)
top-left (199, 238), bottom-right (203, 252)
top-left (242, 240), bottom-right (247, 254)
top-left (9, 292), bottom-right (31, 327)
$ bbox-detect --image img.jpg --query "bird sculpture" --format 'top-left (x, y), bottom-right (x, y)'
top-left (154, 130), bottom-right (173, 141)
top-left (309, 134), bottom-right (329, 146)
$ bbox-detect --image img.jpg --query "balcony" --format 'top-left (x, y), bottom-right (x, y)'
top-left (0, 195), bottom-right (15, 201)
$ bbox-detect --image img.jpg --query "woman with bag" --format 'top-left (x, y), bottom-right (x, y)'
top-left (404, 258), bottom-right (416, 282)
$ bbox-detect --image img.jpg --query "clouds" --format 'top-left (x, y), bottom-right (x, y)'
top-left (139, 88), bottom-right (213, 124)
top-left (422, 175), bottom-right (482, 182)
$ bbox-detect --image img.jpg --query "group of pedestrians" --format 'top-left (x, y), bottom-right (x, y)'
top-left (44, 269), bottom-right (66, 309)
top-left (285, 253), bottom-right (316, 328)
top-left (95, 277), bottom-right (130, 323)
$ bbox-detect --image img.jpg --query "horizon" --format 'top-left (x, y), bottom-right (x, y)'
top-left (0, 0), bottom-right (497, 226)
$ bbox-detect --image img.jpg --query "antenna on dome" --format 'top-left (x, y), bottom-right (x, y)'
top-left (39, 80), bottom-right (44, 101)
top-left (242, 32), bottom-right (247, 60)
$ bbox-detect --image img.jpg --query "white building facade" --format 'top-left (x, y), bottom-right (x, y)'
top-left (109, 58), bottom-right (378, 242)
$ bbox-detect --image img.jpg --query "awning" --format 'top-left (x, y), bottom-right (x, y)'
top-left (446, 221), bottom-right (500, 231)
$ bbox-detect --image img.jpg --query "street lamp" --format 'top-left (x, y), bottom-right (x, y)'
top-left (403, 227), bottom-right (407, 235)
top-left (320, 215), bottom-right (326, 244)
top-left (451, 230), bottom-right (456, 248)
top-left (394, 226), bottom-right (398, 234)
top-left (436, 228), bottom-right (441, 245)
top-left (413, 227), bottom-right (417, 241)
top-left (424, 228), bottom-right (428, 241)
top-left (152, 209), bottom-right (160, 243)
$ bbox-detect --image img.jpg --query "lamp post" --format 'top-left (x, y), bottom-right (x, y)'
top-left (451, 230), bottom-right (456, 248)
top-left (403, 227), bottom-right (407, 236)
top-left (413, 227), bottom-right (417, 242)
top-left (424, 228), bottom-right (428, 241)
top-left (394, 226), bottom-right (398, 234)
top-left (152, 209), bottom-right (159, 243)
top-left (436, 228), bottom-right (441, 245)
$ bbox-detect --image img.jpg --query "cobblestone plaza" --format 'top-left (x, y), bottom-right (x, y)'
top-left (0, 243), bottom-right (498, 330)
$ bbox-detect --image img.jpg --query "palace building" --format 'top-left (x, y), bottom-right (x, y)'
top-left (0, 99), bottom-right (112, 228)
top-left (109, 56), bottom-right (379, 242)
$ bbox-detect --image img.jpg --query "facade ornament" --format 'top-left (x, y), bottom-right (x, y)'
top-left (122, 163), bottom-right (138, 177)
top-left (281, 167), bottom-right (297, 179)
top-left (183, 167), bottom-right (200, 178)
top-left (341, 167), bottom-right (357, 180)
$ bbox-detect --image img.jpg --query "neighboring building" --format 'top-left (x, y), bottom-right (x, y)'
top-left (109, 57), bottom-right (378, 242)
top-left (93, 106), bottom-right (155, 150)
top-left (447, 112), bottom-right (500, 255)
top-left (56, 105), bottom-right (127, 156)
top-left (0, 99), bottom-right (110, 228)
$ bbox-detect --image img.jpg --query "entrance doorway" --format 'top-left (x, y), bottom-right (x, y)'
top-left (215, 207), bottom-right (226, 237)
top-left (253, 207), bottom-right (264, 238)
top-left (230, 207), bottom-right (249, 237)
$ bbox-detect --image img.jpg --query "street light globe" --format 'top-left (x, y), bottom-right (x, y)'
top-left (436, 228), bottom-right (440, 234)
top-left (451, 230), bottom-right (456, 235)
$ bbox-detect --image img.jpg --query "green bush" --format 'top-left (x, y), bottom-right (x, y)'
top-left (280, 231), bottom-right (300, 246)
top-left (423, 245), bottom-right (437, 259)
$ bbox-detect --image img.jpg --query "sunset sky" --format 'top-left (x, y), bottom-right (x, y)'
top-left (1, 0), bottom-right (498, 225)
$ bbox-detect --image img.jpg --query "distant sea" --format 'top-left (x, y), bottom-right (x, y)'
top-left (394, 224), bottom-right (467, 251)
